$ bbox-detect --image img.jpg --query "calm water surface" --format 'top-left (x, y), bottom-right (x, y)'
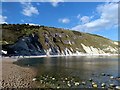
top-left (15, 56), bottom-right (119, 88)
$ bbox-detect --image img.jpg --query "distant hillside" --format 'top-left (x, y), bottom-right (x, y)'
top-left (1, 24), bottom-right (119, 56)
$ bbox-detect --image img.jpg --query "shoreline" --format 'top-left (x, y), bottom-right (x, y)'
top-left (1, 53), bottom-right (119, 59)
top-left (1, 54), bottom-right (119, 88)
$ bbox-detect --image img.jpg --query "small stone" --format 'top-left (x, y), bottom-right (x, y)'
top-left (116, 86), bottom-right (120, 89)
top-left (46, 75), bottom-right (48, 78)
top-left (52, 78), bottom-right (55, 80)
top-left (117, 77), bottom-right (120, 79)
top-left (101, 83), bottom-right (106, 87)
top-left (40, 80), bottom-right (43, 83)
top-left (75, 82), bottom-right (80, 86)
top-left (107, 74), bottom-right (111, 76)
top-left (67, 83), bottom-right (71, 87)
top-left (44, 78), bottom-right (47, 80)
top-left (102, 87), bottom-right (105, 88)
top-left (110, 76), bottom-right (114, 79)
top-left (92, 82), bottom-right (98, 88)
top-left (50, 77), bottom-right (52, 79)
top-left (71, 79), bottom-right (74, 82)
top-left (92, 84), bottom-right (98, 88)
top-left (89, 78), bottom-right (93, 82)
top-left (116, 77), bottom-right (120, 80)
top-left (57, 86), bottom-right (60, 89)
top-left (58, 84), bottom-right (60, 86)
top-left (67, 81), bottom-right (70, 83)
top-left (65, 78), bottom-right (68, 80)
top-left (32, 78), bottom-right (36, 81)
top-left (110, 84), bottom-right (116, 87)
top-left (101, 73), bottom-right (105, 76)
top-left (82, 81), bottom-right (86, 85)
top-left (63, 80), bottom-right (65, 83)
top-left (92, 82), bottom-right (95, 85)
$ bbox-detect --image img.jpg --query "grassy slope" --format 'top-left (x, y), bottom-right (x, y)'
top-left (1, 24), bottom-right (118, 53)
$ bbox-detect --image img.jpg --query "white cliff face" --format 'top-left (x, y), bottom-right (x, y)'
top-left (46, 48), bottom-right (61, 55)
top-left (81, 44), bottom-right (92, 54)
top-left (57, 49), bottom-right (61, 55)
top-left (64, 48), bottom-right (73, 55)
top-left (103, 46), bottom-right (118, 53)
top-left (70, 47), bottom-right (74, 52)
top-left (46, 48), bottom-right (52, 56)
top-left (61, 51), bottom-right (65, 55)
top-left (81, 43), bottom-right (117, 54)
top-left (114, 42), bottom-right (118, 45)
top-left (75, 51), bottom-right (82, 55)
top-left (98, 48), bottom-right (105, 54)
top-left (90, 46), bottom-right (99, 54)
top-left (90, 46), bottom-right (106, 54)
top-left (45, 43), bottom-right (118, 56)
top-left (112, 41), bottom-right (118, 45)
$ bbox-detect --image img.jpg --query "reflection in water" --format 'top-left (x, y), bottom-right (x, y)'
top-left (15, 56), bottom-right (119, 88)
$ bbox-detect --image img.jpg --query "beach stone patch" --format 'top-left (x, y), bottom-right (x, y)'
top-left (33, 72), bottom-right (120, 89)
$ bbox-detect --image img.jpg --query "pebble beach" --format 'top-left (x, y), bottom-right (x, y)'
top-left (1, 58), bottom-right (37, 88)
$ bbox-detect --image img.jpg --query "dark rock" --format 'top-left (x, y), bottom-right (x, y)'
top-left (89, 78), bottom-right (93, 82)
top-left (107, 74), bottom-right (111, 76)
top-left (101, 73), bottom-right (106, 76)
top-left (109, 84), bottom-right (116, 88)
top-left (3, 33), bottom-right (46, 56)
